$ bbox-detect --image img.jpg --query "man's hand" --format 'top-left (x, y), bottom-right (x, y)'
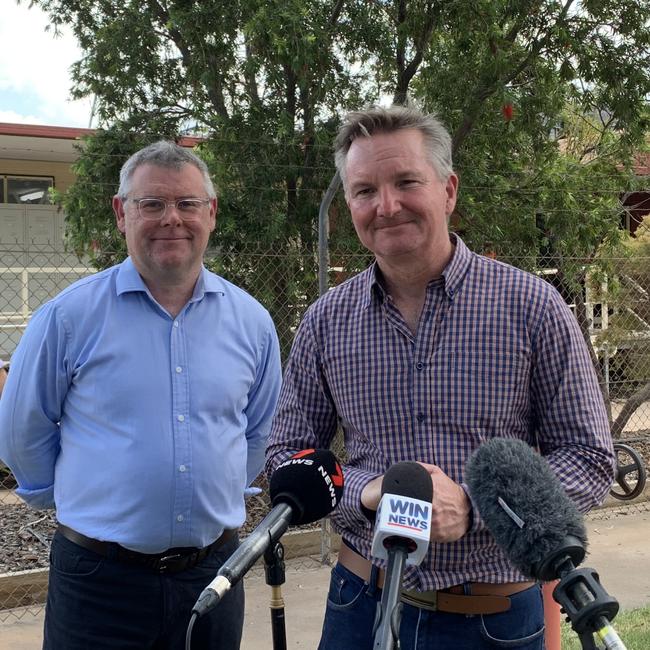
top-left (360, 474), bottom-right (383, 512)
top-left (361, 464), bottom-right (470, 542)
top-left (419, 462), bottom-right (470, 543)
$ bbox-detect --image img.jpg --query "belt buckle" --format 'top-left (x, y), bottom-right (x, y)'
top-left (401, 589), bottom-right (438, 612)
top-left (158, 553), bottom-right (183, 573)
top-left (422, 591), bottom-right (438, 612)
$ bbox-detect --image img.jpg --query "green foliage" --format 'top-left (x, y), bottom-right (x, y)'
top-left (592, 215), bottom-right (650, 386)
top-left (561, 604), bottom-right (650, 649)
top-left (26, 0), bottom-right (650, 359)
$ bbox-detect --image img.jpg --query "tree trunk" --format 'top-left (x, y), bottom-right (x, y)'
top-left (611, 381), bottom-right (650, 438)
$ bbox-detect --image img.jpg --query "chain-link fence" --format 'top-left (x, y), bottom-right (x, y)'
top-left (1, 234), bottom-right (649, 618)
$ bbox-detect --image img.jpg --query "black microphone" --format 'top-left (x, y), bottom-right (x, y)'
top-left (371, 462), bottom-right (433, 650)
top-left (465, 438), bottom-right (626, 650)
top-left (192, 449), bottom-right (344, 618)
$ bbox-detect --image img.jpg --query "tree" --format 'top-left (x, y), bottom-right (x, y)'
top-left (591, 215), bottom-right (650, 436)
top-left (28, 0), bottom-right (650, 365)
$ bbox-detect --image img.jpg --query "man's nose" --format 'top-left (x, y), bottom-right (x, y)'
top-left (160, 201), bottom-right (183, 225)
top-left (376, 186), bottom-right (400, 217)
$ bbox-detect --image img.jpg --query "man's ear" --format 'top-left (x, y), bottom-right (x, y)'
top-left (113, 195), bottom-right (127, 234)
top-left (445, 173), bottom-right (459, 217)
top-left (209, 196), bottom-right (218, 232)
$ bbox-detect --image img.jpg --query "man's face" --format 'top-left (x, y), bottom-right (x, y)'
top-left (344, 129), bottom-right (457, 264)
top-left (113, 163), bottom-right (216, 284)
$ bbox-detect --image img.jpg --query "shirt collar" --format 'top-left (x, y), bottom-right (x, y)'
top-left (115, 257), bottom-right (225, 301)
top-left (361, 263), bottom-right (382, 309)
top-left (361, 232), bottom-right (473, 307)
top-left (441, 233), bottom-right (472, 300)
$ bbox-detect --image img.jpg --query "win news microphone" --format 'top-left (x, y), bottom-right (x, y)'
top-left (192, 449), bottom-right (344, 618)
top-left (371, 461), bottom-right (433, 650)
top-left (466, 438), bottom-right (626, 650)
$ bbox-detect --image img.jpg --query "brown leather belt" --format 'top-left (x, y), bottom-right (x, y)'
top-left (338, 542), bottom-right (535, 615)
top-left (57, 523), bottom-right (236, 574)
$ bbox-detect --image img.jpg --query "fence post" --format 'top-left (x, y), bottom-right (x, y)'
top-left (318, 171), bottom-right (341, 565)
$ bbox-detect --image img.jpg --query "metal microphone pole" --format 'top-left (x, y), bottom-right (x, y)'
top-left (372, 540), bottom-right (410, 650)
top-left (264, 540), bottom-right (287, 650)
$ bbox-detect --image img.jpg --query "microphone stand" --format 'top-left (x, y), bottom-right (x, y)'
top-left (553, 566), bottom-right (626, 650)
top-left (538, 536), bottom-right (627, 650)
top-left (372, 539), bottom-right (410, 650)
top-left (264, 540), bottom-right (287, 650)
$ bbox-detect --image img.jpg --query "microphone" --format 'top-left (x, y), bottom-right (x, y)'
top-left (371, 461), bottom-right (433, 650)
top-left (192, 449), bottom-right (344, 618)
top-left (465, 438), bottom-right (626, 650)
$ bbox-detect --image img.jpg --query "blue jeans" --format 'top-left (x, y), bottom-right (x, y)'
top-left (318, 563), bottom-right (545, 650)
top-left (43, 530), bottom-right (245, 649)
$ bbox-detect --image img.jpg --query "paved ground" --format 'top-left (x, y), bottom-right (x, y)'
top-left (1, 505), bottom-right (648, 649)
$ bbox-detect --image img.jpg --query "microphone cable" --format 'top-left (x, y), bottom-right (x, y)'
top-left (185, 612), bottom-right (198, 650)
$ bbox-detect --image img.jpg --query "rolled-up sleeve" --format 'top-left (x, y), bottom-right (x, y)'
top-left (531, 291), bottom-right (616, 511)
top-left (243, 319), bottom-right (282, 486)
top-left (265, 309), bottom-right (378, 531)
top-left (0, 303), bottom-right (71, 509)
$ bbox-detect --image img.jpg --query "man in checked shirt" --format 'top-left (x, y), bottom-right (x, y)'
top-left (266, 103), bottom-right (616, 650)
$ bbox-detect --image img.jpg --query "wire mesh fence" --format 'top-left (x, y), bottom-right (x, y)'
top-left (1, 236), bottom-right (649, 617)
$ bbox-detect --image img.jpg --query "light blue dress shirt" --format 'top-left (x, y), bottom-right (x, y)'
top-left (0, 257), bottom-right (282, 553)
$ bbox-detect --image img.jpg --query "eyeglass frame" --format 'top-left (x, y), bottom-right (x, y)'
top-left (127, 196), bottom-right (213, 221)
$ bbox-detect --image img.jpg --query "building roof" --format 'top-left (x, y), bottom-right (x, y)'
top-left (0, 122), bottom-right (202, 164)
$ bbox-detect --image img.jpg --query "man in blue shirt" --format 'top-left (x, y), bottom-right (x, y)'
top-left (0, 359), bottom-right (7, 396)
top-left (0, 141), bottom-right (282, 649)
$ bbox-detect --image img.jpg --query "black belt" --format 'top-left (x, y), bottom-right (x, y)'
top-left (57, 523), bottom-right (237, 574)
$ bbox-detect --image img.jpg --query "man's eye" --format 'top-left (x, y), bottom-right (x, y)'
top-left (140, 199), bottom-right (164, 212)
top-left (177, 200), bottom-right (198, 211)
top-left (355, 188), bottom-right (374, 197)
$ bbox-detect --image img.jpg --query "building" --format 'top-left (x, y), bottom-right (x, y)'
top-left (0, 123), bottom-right (94, 358)
top-left (0, 122), bottom-right (200, 358)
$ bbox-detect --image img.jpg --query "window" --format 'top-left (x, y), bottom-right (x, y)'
top-left (1, 176), bottom-right (54, 204)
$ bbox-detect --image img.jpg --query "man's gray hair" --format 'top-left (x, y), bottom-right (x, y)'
top-left (334, 104), bottom-right (454, 188)
top-left (117, 140), bottom-right (216, 198)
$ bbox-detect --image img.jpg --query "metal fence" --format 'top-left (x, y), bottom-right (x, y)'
top-left (1, 237), bottom-right (649, 618)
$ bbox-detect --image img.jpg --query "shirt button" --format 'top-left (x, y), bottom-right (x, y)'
top-left (175, 366), bottom-right (182, 373)
top-left (416, 362), bottom-right (424, 371)
top-left (176, 514), bottom-right (184, 522)
top-left (179, 464), bottom-right (187, 472)
top-left (416, 413), bottom-right (426, 423)
top-left (173, 321), bottom-right (179, 328)
top-left (177, 414), bottom-right (185, 422)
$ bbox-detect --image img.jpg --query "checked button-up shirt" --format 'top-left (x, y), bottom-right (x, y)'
top-left (266, 235), bottom-right (615, 590)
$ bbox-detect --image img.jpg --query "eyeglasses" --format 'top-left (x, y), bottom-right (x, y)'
top-left (129, 197), bottom-right (211, 221)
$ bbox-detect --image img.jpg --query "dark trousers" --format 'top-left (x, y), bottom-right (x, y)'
top-left (318, 563), bottom-right (545, 650)
top-left (43, 530), bottom-right (245, 650)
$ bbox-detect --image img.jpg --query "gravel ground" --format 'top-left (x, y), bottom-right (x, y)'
top-left (0, 483), bottom-right (279, 574)
top-left (0, 504), bottom-right (55, 573)
top-left (1, 434), bottom-right (648, 575)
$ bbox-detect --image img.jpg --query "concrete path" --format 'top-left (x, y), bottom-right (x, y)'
top-left (1, 507), bottom-right (648, 649)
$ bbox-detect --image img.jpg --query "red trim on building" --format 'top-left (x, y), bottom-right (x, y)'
top-left (0, 123), bottom-right (94, 140)
top-left (0, 122), bottom-right (202, 147)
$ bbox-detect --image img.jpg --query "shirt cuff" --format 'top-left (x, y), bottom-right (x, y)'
top-left (15, 484), bottom-right (55, 510)
top-left (337, 466), bottom-right (380, 529)
top-left (461, 481), bottom-right (486, 534)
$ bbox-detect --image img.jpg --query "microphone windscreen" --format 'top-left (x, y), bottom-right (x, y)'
top-left (465, 438), bottom-right (587, 579)
top-left (269, 449), bottom-right (344, 525)
top-left (381, 461), bottom-right (433, 502)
